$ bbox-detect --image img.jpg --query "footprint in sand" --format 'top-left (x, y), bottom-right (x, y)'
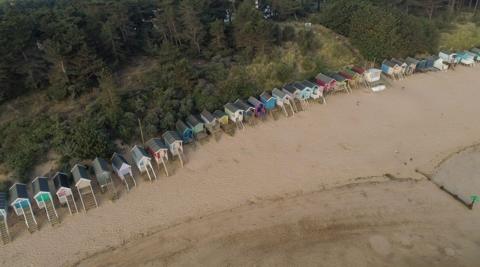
top-left (369, 235), bottom-right (392, 256)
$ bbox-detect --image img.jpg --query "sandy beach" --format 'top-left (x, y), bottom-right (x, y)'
top-left (1, 67), bottom-right (480, 266)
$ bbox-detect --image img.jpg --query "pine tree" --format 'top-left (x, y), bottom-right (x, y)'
top-left (180, 0), bottom-right (206, 53)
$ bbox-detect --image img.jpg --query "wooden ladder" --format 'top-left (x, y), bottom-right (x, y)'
top-left (45, 201), bottom-right (59, 226)
top-left (0, 218), bottom-right (10, 244)
top-left (23, 208), bottom-right (38, 233)
top-left (66, 194), bottom-right (79, 214)
top-left (80, 188), bottom-right (98, 212)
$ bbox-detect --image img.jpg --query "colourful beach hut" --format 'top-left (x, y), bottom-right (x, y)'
top-left (470, 47), bottom-right (480, 58)
top-left (234, 99), bottom-right (256, 126)
top-left (364, 68), bottom-right (386, 92)
top-left (146, 138), bottom-right (169, 176)
top-left (224, 102), bottom-right (244, 130)
top-left (260, 91), bottom-right (277, 111)
top-left (162, 131), bottom-right (184, 167)
top-left (200, 110), bottom-right (221, 136)
top-left (112, 152), bottom-right (136, 190)
top-left (131, 145), bottom-right (157, 182)
top-left (415, 58), bottom-right (429, 72)
top-left (186, 115), bottom-right (208, 140)
top-left (9, 183), bottom-right (37, 232)
top-left (439, 51), bottom-right (459, 70)
top-left (32, 176), bottom-right (59, 225)
top-left (432, 56), bottom-right (448, 71)
top-left (457, 51), bottom-right (475, 67)
top-left (302, 80), bottom-right (326, 104)
top-left (405, 57), bottom-right (419, 75)
top-left (328, 73), bottom-right (351, 93)
top-left (391, 59), bottom-right (408, 76)
top-left (248, 96), bottom-right (267, 118)
top-left (92, 157), bottom-right (114, 192)
top-left (293, 82), bottom-right (313, 101)
top-left (52, 172), bottom-right (78, 214)
top-left (272, 88), bottom-right (295, 117)
top-left (464, 50), bottom-right (480, 62)
top-left (176, 120), bottom-right (194, 144)
top-left (213, 110), bottom-right (234, 136)
top-left (315, 73), bottom-right (336, 92)
top-left (382, 60), bottom-right (402, 80)
top-left (71, 164), bottom-right (98, 212)
top-left (0, 192), bottom-right (10, 244)
top-left (283, 83), bottom-right (302, 112)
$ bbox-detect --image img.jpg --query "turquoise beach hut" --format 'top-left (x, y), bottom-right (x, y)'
top-left (32, 177), bottom-right (59, 224)
top-left (176, 120), bottom-right (194, 144)
top-left (0, 192), bottom-right (10, 244)
top-left (9, 183), bottom-right (37, 232)
top-left (260, 91), bottom-right (277, 111)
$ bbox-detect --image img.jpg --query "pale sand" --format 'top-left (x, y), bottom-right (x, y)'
top-left (1, 67), bottom-right (480, 266)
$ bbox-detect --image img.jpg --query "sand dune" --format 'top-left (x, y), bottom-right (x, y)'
top-left (1, 67), bottom-right (480, 266)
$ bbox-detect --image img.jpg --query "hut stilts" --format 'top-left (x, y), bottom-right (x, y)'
top-left (0, 193), bottom-right (10, 244)
top-left (53, 172), bottom-right (78, 215)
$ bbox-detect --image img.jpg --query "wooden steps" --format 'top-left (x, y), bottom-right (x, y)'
top-left (79, 187), bottom-right (98, 212)
top-left (66, 194), bottom-right (79, 214)
top-left (0, 218), bottom-right (10, 245)
top-left (45, 201), bottom-right (59, 226)
top-left (23, 208), bottom-right (38, 233)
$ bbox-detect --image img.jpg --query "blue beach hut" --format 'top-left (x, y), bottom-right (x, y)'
top-left (260, 92), bottom-right (277, 111)
top-left (9, 183), bottom-right (38, 232)
top-left (176, 120), bottom-right (194, 144)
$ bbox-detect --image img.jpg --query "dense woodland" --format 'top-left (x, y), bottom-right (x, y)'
top-left (0, 0), bottom-right (479, 188)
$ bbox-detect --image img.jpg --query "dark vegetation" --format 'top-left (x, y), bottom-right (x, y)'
top-left (0, 0), bottom-right (479, 186)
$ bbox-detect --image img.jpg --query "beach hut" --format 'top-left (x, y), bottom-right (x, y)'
top-left (146, 138), bottom-right (169, 176)
top-left (391, 59), bottom-right (408, 76)
top-left (92, 157), bottom-right (114, 192)
top-left (457, 51), bottom-right (475, 67)
top-left (464, 50), bottom-right (480, 62)
top-left (9, 183), bottom-right (37, 232)
top-left (248, 96), bottom-right (267, 118)
top-left (0, 192), bottom-right (10, 244)
top-left (111, 152), bottom-right (136, 190)
top-left (405, 57), bottom-right (419, 75)
top-left (470, 47), bottom-right (480, 58)
top-left (213, 110), bottom-right (235, 136)
top-left (293, 82), bottom-right (313, 102)
top-left (32, 177), bottom-right (59, 225)
top-left (162, 131), bottom-right (184, 167)
top-left (131, 145), bottom-right (157, 182)
top-left (272, 88), bottom-right (295, 117)
top-left (302, 80), bottom-right (326, 104)
top-left (415, 58), bottom-right (429, 72)
top-left (260, 91), bottom-right (277, 112)
top-left (71, 164), bottom-right (98, 212)
top-left (382, 60), bottom-right (403, 80)
top-left (439, 51), bottom-right (459, 70)
top-left (234, 99), bottom-right (256, 126)
top-left (364, 68), bottom-right (386, 92)
top-left (200, 110), bottom-right (221, 136)
top-left (186, 115), bottom-right (208, 141)
top-left (52, 172), bottom-right (78, 214)
top-left (176, 120), bottom-right (194, 144)
top-left (328, 73), bottom-right (351, 94)
top-left (224, 102), bottom-right (244, 130)
top-left (283, 84), bottom-right (302, 112)
top-left (339, 70), bottom-right (358, 89)
top-left (315, 73), bottom-right (336, 92)
top-left (432, 56), bottom-right (448, 71)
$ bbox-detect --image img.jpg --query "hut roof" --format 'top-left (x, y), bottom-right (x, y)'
top-left (391, 58), bottom-right (406, 66)
top-left (329, 73), bottom-right (346, 82)
top-left (315, 73), bottom-right (334, 83)
top-left (224, 103), bottom-right (240, 113)
top-left (201, 110), bottom-right (216, 123)
top-left (163, 131), bottom-right (182, 145)
top-left (248, 96), bottom-right (262, 107)
top-left (405, 57), bottom-right (419, 65)
top-left (351, 66), bottom-right (365, 74)
top-left (186, 114), bottom-right (202, 128)
top-left (93, 157), bottom-right (111, 175)
top-left (0, 192), bottom-right (7, 211)
top-left (9, 183), bottom-right (28, 203)
top-left (112, 153), bottom-right (129, 170)
top-left (233, 100), bottom-right (252, 111)
top-left (131, 145), bottom-right (150, 163)
top-left (213, 110), bottom-right (227, 119)
top-left (176, 120), bottom-right (190, 133)
top-left (301, 80), bottom-right (317, 88)
top-left (272, 88), bottom-right (287, 98)
top-left (146, 138), bottom-right (168, 153)
top-left (53, 172), bottom-right (70, 189)
top-left (283, 83), bottom-right (298, 94)
top-left (383, 60), bottom-right (398, 68)
top-left (71, 164), bottom-right (90, 183)
top-left (292, 82), bottom-right (307, 90)
top-left (32, 177), bottom-right (50, 195)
